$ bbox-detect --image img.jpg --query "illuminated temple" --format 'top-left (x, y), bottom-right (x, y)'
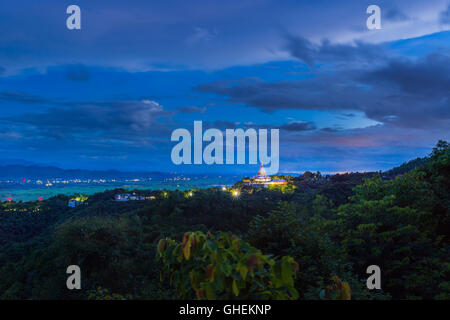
top-left (245, 163), bottom-right (287, 187)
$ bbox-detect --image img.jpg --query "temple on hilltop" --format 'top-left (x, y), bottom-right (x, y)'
top-left (245, 163), bottom-right (287, 188)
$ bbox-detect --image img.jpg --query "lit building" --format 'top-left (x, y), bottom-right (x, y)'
top-left (246, 163), bottom-right (287, 188)
top-left (254, 164), bottom-right (271, 183)
top-left (115, 194), bottom-right (155, 201)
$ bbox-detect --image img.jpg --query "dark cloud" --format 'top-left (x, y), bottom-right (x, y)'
top-left (197, 77), bottom-right (361, 112)
top-left (196, 52), bottom-right (450, 130)
top-left (0, 0), bottom-right (445, 74)
top-left (320, 127), bottom-right (341, 133)
top-left (385, 7), bottom-right (409, 22)
top-left (285, 35), bottom-right (386, 67)
top-left (440, 4), bottom-right (450, 25)
top-left (65, 64), bottom-right (90, 82)
top-left (202, 120), bottom-right (239, 131)
top-left (361, 53), bottom-right (450, 95)
top-left (201, 120), bottom-right (316, 133)
top-left (3, 100), bottom-right (173, 143)
top-left (177, 106), bottom-right (207, 114)
top-left (279, 121), bottom-right (316, 131)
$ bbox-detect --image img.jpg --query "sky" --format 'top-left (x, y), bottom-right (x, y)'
top-left (0, 0), bottom-right (449, 174)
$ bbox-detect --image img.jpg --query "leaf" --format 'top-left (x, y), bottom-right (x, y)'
top-left (221, 262), bottom-right (232, 276)
top-left (205, 283), bottom-right (216, 300)
top-left (181, 233), bottom-right (193, 260)
top-left (239, 265), bottom-right (248, 280)
top-left (205, 264), bottom-right (215, 282)
top-left (232, 280), bottom-right (239, 296)
top-left (281, 259), bottom-right (293, 286)
top-left (247, 254), bottom-right (259, 272)
top-left (157, 239), bottom-right (167, 256)
top-left (341, 281), bottom-right (351, 300)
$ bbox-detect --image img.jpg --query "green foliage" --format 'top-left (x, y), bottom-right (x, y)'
top-left (247, 200), bottom-right (362, 299)
top-left (0, 140), bottom-right (448, 300)
top-left (267, 183), bottom-right (296, 194)
top-left (319, 276), bottom-right (351, 300)
top-left (157, 231), bottom-right (299, 300)
top-left (88, 287), bottom-right (128, 300)
top-left (335, 143), bottom-right (450, 299)
top-left (70, 194), bottom-right (89, 202)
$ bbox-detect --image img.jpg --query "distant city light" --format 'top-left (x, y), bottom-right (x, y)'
top-left (232, 190), bottom-right (240, 197)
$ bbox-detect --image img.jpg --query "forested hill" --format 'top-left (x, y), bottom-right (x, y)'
top-left (384, 141), bottom-right (449, 177)
top-left (0, 140), bottom-right (448, 300)
top-left (384, 156), bottom-right (430, 177)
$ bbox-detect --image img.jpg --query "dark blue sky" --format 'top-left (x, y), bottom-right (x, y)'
top-left (0, 0), bottom-right (449, 174)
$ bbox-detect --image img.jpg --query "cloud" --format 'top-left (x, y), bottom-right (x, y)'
top-left (196, 52), bottom-right (450, 130)
top-left (279, 121), bottom-right (316, 131)
top-left (177, 106), bottom-right (207, 114)
top-left (361, 53), bottom-right (450, 95)
top-left (1, 0), bottom-right (447, 73)
top-left (440, 4), bottom-right (450, 25)
top-left (285, 35), bottom-right (386, 67)
top-left (3, 99), bottom-right (173, 144)
top-left (196, 77), bottom-right (362, 113)
top-left (200, 120), bottom-right (317, 133)
top-left (384, 7), bottom-right (410, 22)
top-left (275, 123), bottom-right (445, 170)
top-left (186, 27), bottom-right (218, 45)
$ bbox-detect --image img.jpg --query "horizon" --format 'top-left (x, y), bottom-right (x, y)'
top-left (0, 148), bottom-right (428, 176)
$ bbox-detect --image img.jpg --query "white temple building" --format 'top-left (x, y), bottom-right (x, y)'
top-left (246, 163), bottom-right (287, 187)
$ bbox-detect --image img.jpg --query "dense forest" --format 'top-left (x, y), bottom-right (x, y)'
top-left (0, 141), bottom-right (448, 300)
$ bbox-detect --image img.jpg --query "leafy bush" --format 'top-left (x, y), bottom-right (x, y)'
top-left (157, 231), bottom-right (299, 300)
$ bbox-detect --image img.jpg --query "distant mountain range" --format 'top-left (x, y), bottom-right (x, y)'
top-left (0, 154), bottom-right (430, 180)
top-left (0, 164), bottom-right (169, 180)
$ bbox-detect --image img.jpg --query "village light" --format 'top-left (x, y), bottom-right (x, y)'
top-left (232, 190), bottom-right (240, 197)
top-left (222, 186), bottom-right (227, 191)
